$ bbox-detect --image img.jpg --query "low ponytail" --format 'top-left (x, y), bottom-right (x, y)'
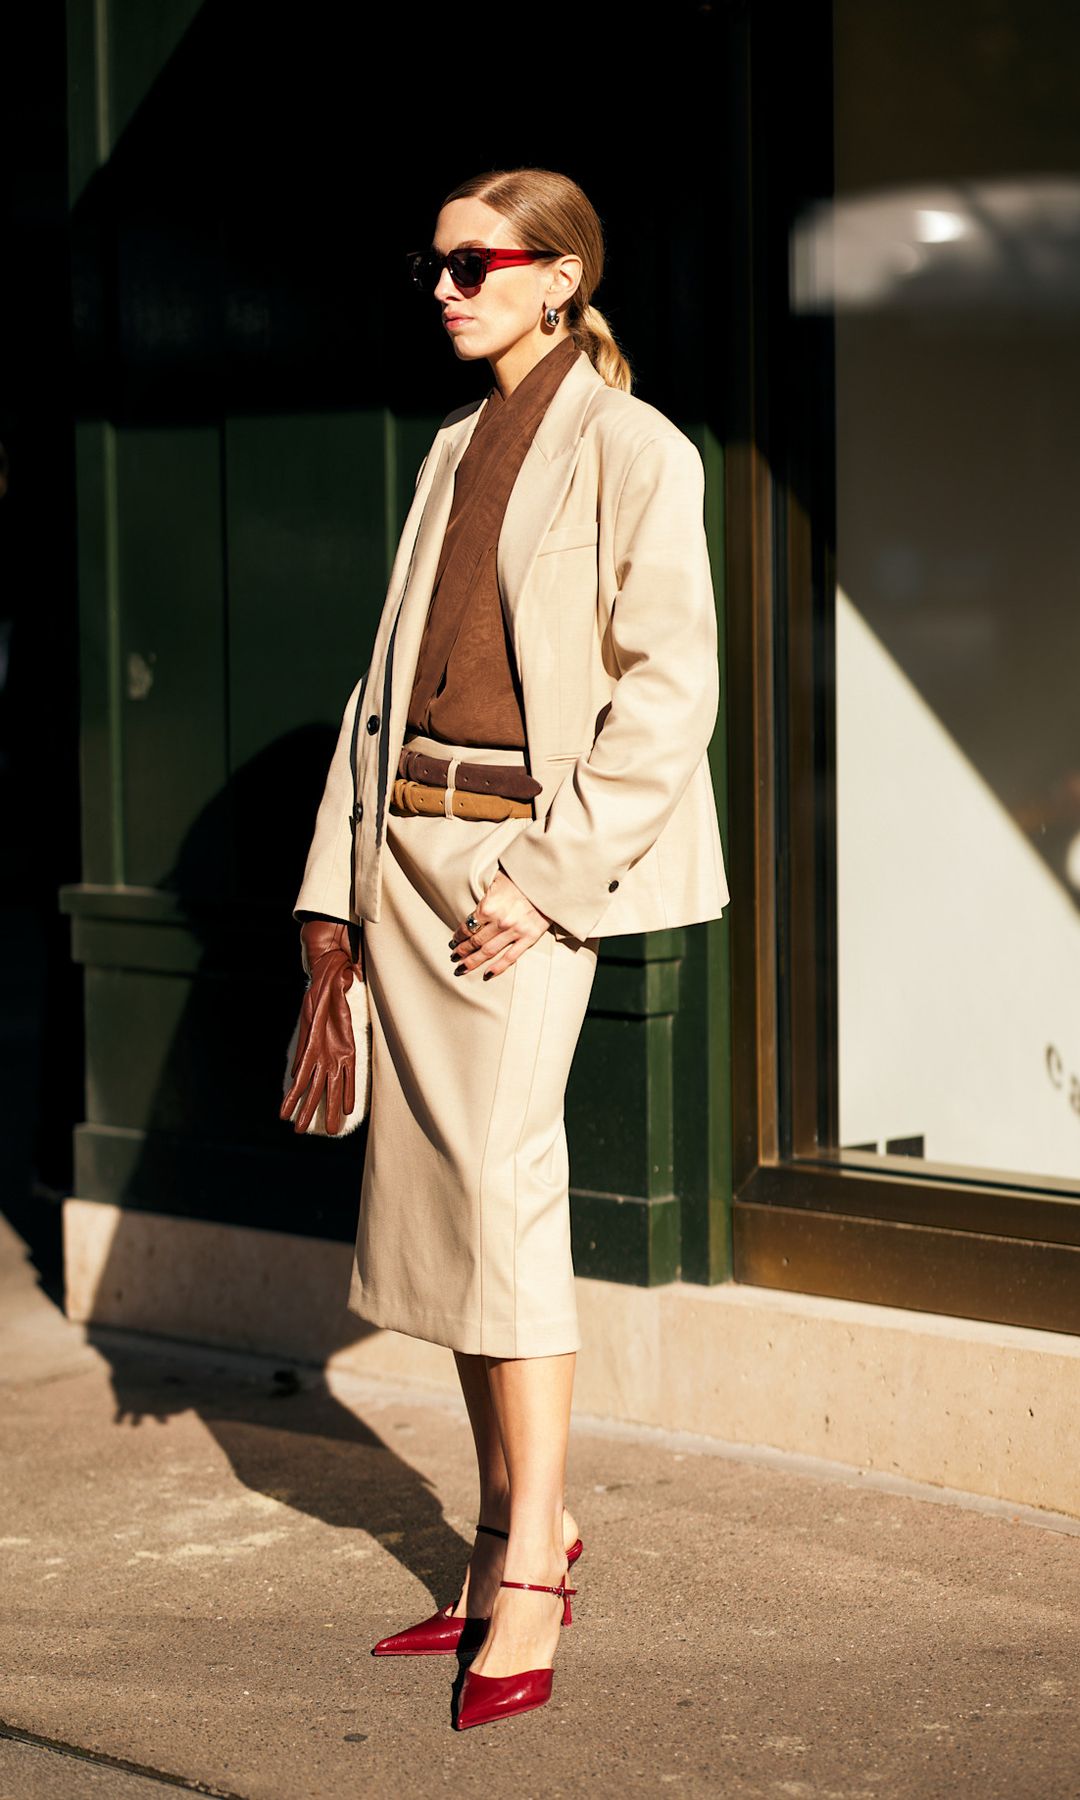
top-left (440, 166), bottom-right (635, 393)
top-left (568, 299), bottom-right (632, 395)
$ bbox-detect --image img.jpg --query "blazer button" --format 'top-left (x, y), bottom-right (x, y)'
top-left (608, 879), bottom-right (619, 892)
top-left (353, 801), bottom-right (363, 822)
top-left (366, 714), bottom-right (379, 734)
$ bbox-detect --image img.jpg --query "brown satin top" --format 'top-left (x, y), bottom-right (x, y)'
top-left (406, 335), bottom-right (582, 749)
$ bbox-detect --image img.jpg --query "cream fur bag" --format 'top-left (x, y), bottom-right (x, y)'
top-left (283, 960), bottom-right (371, 1136)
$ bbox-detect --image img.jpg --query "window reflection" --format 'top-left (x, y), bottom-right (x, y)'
top-left (803, 4), bottom-right (1080, 1184)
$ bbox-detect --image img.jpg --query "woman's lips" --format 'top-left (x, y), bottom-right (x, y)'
top-left (443, 315), bottom-right (471, 330)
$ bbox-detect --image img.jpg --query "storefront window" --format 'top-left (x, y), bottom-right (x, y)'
top-left (794, 2), bottom-right (1080, 1189)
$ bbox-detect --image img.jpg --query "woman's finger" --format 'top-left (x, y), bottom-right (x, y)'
top-left (452, 923), bottom-right (518, 972)
top-left (482, 935), bottom-right (534, 978)
top-left (452, 914), bottom-right (503, 953)
top-left (457, 921), bottom-right (549, 977)
top-left (450, 918), bottom-right (490, 949)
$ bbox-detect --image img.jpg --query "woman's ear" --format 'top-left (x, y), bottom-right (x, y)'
top-left (547, 253), bottom-right (583, 308)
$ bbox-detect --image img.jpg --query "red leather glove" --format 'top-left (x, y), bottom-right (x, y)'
top-left (280, 918), bottom-right (364, 1136)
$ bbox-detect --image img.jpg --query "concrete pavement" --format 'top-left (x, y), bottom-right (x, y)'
top-left (2, 1209), bottom-right (1079, 1800)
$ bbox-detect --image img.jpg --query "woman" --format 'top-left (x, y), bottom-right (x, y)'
top-left (281, 167), bottom-right (729, 1730)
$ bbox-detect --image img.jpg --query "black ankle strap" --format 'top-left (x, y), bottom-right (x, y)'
top-left (475, 1521), bottom-right (510, 1540)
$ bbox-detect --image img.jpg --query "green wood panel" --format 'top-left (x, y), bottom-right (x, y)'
top-left (677, 422), bottom-right (734, 1284)
top-left (226, 409), bottom-right (393, 762)
top-left (65, 1), bottom-right (102, 203)
top-left (568, 1015), bottom-right (648, 1198)
top-left (74, 422), bottom-right (119, 886)
top-left (104, 0), bottom-right (205, 154)
top-left (571, 1190), bottom-right (681, 1288)
top-left (393, 415), bottom-right (443, 548)
top-left (225, 407), bottom-right (443, 911)
top-left (117, 426), bottom-right (227, 893)
top-left (702, 423), bottom-right (735, 1283)
top-left (569, 1013), bottom-right (674, 1201)
top-left (84, 954), bottom-right (308, 1154)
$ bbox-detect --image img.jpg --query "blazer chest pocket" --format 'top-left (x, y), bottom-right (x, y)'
top-left (536, 520), bottom-right (599, 556)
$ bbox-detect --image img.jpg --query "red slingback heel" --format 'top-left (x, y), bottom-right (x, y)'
top-left (371, 1525), bottom-right (583, 1658)
top-left (453, 1570), bottom-right (579, 1730)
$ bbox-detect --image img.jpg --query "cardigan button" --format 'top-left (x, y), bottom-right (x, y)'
top-left (366, 714), bottom-right (379, 734)
top-left (608, 879), bottom-right (619, 892)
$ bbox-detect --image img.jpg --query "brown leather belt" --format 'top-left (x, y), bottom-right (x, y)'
top-left (390, 779), bottom-right (532, 820)
top-left (398, 745), bottom-right (541, 801)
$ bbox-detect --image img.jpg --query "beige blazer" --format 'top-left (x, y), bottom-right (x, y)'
top-left (293, 349), bottom-right (730, 942)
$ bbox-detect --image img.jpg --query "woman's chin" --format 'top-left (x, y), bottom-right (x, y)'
top-left (449, 339), bottom-right (487, 364)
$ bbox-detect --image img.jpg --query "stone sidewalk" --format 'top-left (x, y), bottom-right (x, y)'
top-left (1, 1210), bottom-right (1079, 1800)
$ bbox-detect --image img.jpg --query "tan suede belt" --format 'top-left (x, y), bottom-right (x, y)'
top-left (390, 746), bottom-right (540, 821)
top-left (390, 779), bottom-right (532, 820)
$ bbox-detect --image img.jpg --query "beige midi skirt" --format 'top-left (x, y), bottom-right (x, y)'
top-left (345, 730), bottom-right (600, 1358)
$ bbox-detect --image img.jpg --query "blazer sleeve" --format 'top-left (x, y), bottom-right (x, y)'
top-left (291, 667), bottom-right (369, 925)
top-left (496, 430), bottom-right (719, 942)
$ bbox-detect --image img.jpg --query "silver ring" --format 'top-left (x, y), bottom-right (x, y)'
top-left (465, 913), bottom-right (479, 931)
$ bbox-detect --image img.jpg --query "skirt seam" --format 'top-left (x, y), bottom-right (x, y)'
top-left (511, 938), bottom-right (555, 1357)
top-left (476, 945), bottom-right (518, 1352)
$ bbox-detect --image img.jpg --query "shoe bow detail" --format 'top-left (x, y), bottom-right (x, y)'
top-left (497, 1573), bottom-right (578, 1627)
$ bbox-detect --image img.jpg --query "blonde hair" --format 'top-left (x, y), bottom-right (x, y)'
top-left (440, 166), bottom-right (633, 394)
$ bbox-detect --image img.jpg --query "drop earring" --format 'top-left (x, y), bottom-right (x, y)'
top-left (544, 305), bottom-right (560, 327)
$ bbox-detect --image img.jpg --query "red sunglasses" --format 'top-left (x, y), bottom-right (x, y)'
top-left (406, 245), bottom-right (557, 292)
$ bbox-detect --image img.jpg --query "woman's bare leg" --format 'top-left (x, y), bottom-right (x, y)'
top-left (447, 1351), bottom-right (509, 1618)
top-left (450, 1350), bottom-right (579, 1621)
top-left (464, 1350), bottom-right (577, 1679)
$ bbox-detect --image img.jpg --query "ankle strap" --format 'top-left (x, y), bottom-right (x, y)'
top-left (475, 1521), bottom-right (510, 1540)
top-left (499, 1573), bottom-right (578, 1626)
top-left (499, 1577), bottom-right (577, 1599)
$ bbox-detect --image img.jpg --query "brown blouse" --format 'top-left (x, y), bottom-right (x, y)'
top-left (405, 334), bottom-right (582, 749)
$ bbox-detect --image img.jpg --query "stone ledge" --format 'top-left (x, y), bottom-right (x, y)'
top-left (63, 1198), bottom-right (1080, 1519)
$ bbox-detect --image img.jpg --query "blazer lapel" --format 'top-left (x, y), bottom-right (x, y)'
top-left (496, 350), bottom-right (606, 653)
top-left (382, 401), bottom-right (486, 750)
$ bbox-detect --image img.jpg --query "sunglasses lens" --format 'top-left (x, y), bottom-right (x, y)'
top-left (408, 251), bottom-right (438, 289)
top-left (449, 250), bottom-right (485, 288)
top-left (407, 249), bottom-right (490, 290)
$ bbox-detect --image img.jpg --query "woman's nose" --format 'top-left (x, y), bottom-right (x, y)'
top-left (433, 267), bottom-right (462, 303)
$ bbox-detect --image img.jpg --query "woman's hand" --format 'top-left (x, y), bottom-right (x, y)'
top-left (449, 870), bottom-right (552, 979)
